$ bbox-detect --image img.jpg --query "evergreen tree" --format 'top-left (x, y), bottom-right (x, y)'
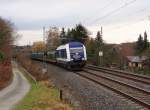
top-left (66, 28), bottom-right (71, 42)
top-left (60, 27), bottom-right (67, 44)
top-left (71, 24), bottom-right (89, 44)
top-left (144, 31), bottom-right (149, 49)
top-left (70, 28), bottom-right (76, 42)
top-left (95, 31), bottom-right (103, 46)
top-left (136, 32), bottom-right (149, 54)
top-left (136, 34), bottom-right (144, 54)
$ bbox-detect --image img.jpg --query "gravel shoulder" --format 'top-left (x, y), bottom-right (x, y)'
top-left (0, 62), bottom-right (30, 110)
top-left (36, 61), bottom-right (148, 110)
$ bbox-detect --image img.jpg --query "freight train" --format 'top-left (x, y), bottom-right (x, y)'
top-left (31, 42), bottom-right (87, 69)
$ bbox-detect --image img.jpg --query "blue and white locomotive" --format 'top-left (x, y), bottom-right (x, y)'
top-left (31, 41), bottom-right (87, 69)
top-left (55, 42), bottom-right (87, 69)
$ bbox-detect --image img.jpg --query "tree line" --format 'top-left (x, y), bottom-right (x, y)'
top-left (136, 31), bottom-right (149, 54)
top-left (59, 24), bottom-right (89, 44)
top-left (45, 24), bottom-right (150, 67)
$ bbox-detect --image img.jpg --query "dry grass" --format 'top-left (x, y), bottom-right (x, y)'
top-left (14, 79), bottom-right (72, 110)
top-left (51, 103), bottom-right (71, 110)
top-left (15, 49), bottom-right (73, 110)
top-left (16, 50), bottom-right (49, 81)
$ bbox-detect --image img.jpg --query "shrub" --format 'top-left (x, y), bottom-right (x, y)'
top-left (0, 17), bottom-right (15, 89)
top-left (0, 51), bottom-right (4, 61)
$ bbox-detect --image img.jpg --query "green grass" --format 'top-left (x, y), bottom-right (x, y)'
top-left (0, 51), bottom-right (4, 61)
top-left (14, 81), bottom-right (61, 110)
top-left (14, 67), bottom-right (72, 110)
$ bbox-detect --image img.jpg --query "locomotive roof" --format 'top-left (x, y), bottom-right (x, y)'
top-left (68, 42), bottom-right (83, 47)
top-left (56, 42), bottom-right (84, 50)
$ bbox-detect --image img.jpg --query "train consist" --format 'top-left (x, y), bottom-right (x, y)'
top-left (31, 42), bottom-right (87, 69)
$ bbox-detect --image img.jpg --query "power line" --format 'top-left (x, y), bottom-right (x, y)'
top-left (103, 7), bottom-right (150, 29)
top-left (88, 0), bottom-right (137, 25)
top-left (105, 6), bottom-right (150, 31)
top-left (90, 15), bottom-right (149, 35)
top-left (106, 17), bottom-right (148, 32)
top-left (82, 0), bottom-right (114, 24)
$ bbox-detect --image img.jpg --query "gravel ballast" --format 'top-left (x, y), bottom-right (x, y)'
top-left (35, 61), bottom-right (147, 110)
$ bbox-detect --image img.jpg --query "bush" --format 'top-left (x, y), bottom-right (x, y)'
top-left (0, 51), bottom-right (4, 61)
top-left (16, 50), bottom-right (49, 81)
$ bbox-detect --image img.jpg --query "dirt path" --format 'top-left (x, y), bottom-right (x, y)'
top-left (0, 62), bottom-right (30, 110)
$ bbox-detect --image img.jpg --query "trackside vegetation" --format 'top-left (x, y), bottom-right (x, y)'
top-left (14, 67), bottom-right (72, 110)
top-left (0, 52), bottom-right (4, 61)
top-left (14, 82), bottom-right (72, 110)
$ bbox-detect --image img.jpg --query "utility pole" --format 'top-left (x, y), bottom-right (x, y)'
top-left (43, 27), bottom-right (45, 69)
top-left (43, 27), bottom-right (46, 43)
top-left (97, 26), bottom-right (103, 66)
top-left (148, 15), bottom-right (150, 29)
top-left (101, 26), bottom-right (103, 36)
top-left (42, 26), bottom-right (47, 74)
top-left (99, 26), bottom-right (103, 66)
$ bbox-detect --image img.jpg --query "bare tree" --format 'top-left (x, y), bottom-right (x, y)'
top-left (0, 17), bottom-right (15, 61)
top-left (46, 27), bottom-right (60, 50)
top-left (0, 17), bottom-right (16, 89)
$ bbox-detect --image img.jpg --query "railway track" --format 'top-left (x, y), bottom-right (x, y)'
top-left (86, 65), bottom-right (150, 85)
top-left (33, 58), bottom-right (150, 108)
top-left (75, 68), bottom-right (150, 109)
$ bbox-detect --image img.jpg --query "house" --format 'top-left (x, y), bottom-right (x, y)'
top-left (109, 42), bottom-right (149, 69)
top-left (126, 56), bottom-right (148, 68)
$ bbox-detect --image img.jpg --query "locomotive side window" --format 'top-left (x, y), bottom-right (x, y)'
top-left (55, 51), bottom-right (59, 57)
top-left (56, 49), bottom-right (67, 58)
top-left (60, 49), bottom-right (67, 58)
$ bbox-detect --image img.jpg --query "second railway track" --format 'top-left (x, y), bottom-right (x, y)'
top-left (86, 65), bottom-right (150, 85)
top-left (33, 58), bottom-right (150, 109)
top-left (75, 69), bottom-right (150, 109)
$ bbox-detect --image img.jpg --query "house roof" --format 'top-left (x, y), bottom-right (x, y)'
top-left (127, 56), bottom-right (147, 63)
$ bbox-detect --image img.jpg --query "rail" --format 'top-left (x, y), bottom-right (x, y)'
top-left (75, 71), bottom-right (150, 109)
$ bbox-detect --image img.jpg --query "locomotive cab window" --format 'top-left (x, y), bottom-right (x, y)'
top-left (70, 47), bottom-right (83, 53)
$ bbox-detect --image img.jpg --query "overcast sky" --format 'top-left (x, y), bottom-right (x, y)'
top-left (0, 0), bottom-right (150, 45)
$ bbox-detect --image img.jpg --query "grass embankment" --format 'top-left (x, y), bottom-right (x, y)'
top-left (14, 67), bottom-right (72, 110)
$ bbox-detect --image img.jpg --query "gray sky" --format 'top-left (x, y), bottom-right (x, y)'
top-left (0, 0), bottom-right (150, 45)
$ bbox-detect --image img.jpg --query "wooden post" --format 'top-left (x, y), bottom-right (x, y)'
top-left (60, 89), bottom-right (63, 100)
